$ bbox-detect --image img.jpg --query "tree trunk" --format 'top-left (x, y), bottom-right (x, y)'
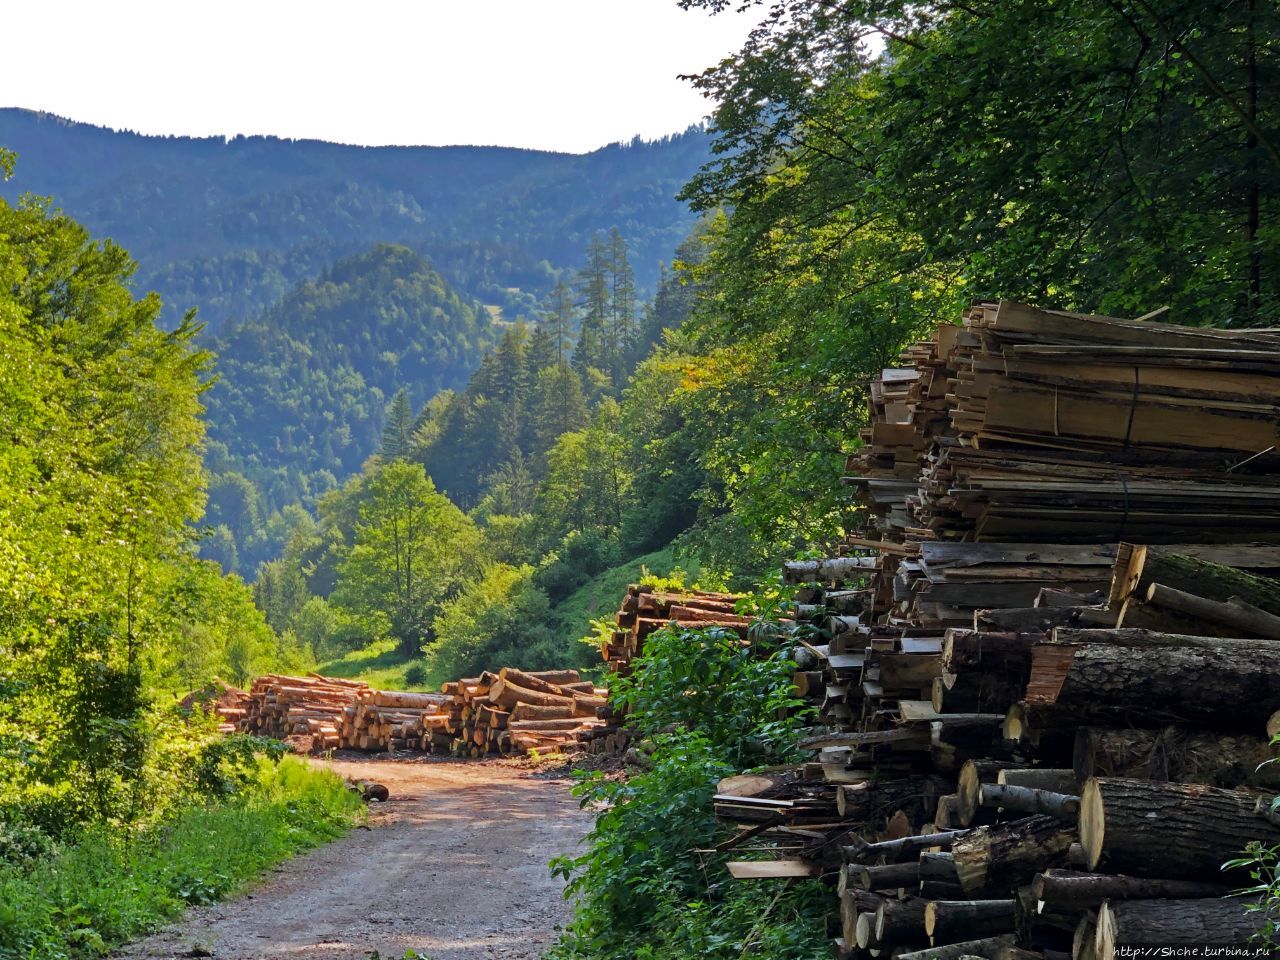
top-left (847, 830), bottom-right (966, 863)
top-left (942, 629), bottom-right (1039, 676)
top-left (920, 850), bottom-right (960, 883)
top-left (998, 768), bottom-right (1078, 794)
top-left (925, 900), bottom-right (1017, 942)
top-left (1025, 630), bottom-right (1280, 731)
top-left (1074, 726), bottom-right (1280, 790)
top-left (1031, 868), bottom-right (1232, 912)
top-left (1080, 776), bottom-right (1280, 878)
top-left (858, 861), bottom-right (920, 891)
top-left (980, 783), bottom-right (1079, 822)
top-left (1119, 546), bottom-right (1280, 616)
top-left (1144, 581), bottom-right (1280, 640)
top-left (873, 897), bottom-right (929, 947)
top-left (1095, 898), bottom-right (1264, 960)
top-left (952, 815), bottom-right (1076, 895)
top-left (958, 760), bottom-right (1024, 826)
top-left (487, 678), bottom-right (574, 711)
top-left (508, 702), bottom-right (575, 721)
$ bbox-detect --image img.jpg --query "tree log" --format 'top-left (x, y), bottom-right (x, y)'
top-left (1080, 776), bottom-right (1280, 878)
top-left (998, 768), bottom-right (1078, 794)
top-left (1030, 869), bottom-right (1232, 912)
top-left (952, 816), bottom-right (1076, 896)
top-left (958, 761), bottom-right (1023, 826)
top-left (1073, 726), bottom-right (1280, 790)
top-left (1025, 631), bottom-right (1280, 730)
top-left (920, 850), bottom-right (960, 883)
top-left (1118, 546), bottom-right (1280, 616)
top-left (925, 900), bottom-right (1017, 942)
top-left (1145, 582), bottom-right (1280, 640)
top-left (1095, 898), bottom-right (1264, 960)
top-left (846, 830), bottom-right (966, 863)
top-left (509, 702), bottom-right (574, 721)
top-left (859, 861), bottom-right (921, 891)
top-left (487, 678), bottom-right (574, 711)
top-left (897, 935), bottom-right (1015, 960)
top-left (980, 783), bottom-right (1079, 822)
top-left (873, 897), bottom-right (929, 947)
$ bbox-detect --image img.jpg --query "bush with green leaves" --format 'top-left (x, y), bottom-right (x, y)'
top-left (548, 623), bottom-right (825, 960)
top-left (0, 754), bottom-right (361, 960)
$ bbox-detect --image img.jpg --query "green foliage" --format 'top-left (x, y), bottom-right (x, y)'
top-left (427, 564), bottom-right (581, 678)
top-left (611, 626), bottom-right (806, 767)
top-left (332, 461), bottom-right (481, 654)
top-left (0, 755), bottom-right (361, 960)
top-left (549, 622), bottom-right (819, 960)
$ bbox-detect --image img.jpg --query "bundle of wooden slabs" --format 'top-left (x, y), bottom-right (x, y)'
top-left (238, 668), bottom-right (607, 757)
top-left (585, 584), bottom-right (747, 755)
top-left (708, 302), bottom-right (1280, 960)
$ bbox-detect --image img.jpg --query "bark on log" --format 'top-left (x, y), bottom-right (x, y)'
top-left (980, 783), bottom-right (1080, 822)
top-left (896, 935), bottom-right (1015, 960)
top-left (1095, 898), bottom-right (1264, 960)
top-left (1073, 726), bottom-right (1280, 790)
top-left (509, 702), bottom-right (575, 721)
top-left (1119, 546), bottom-right (1280, 617)
top-left (873, 897), bottom-right (929, 947)
top-left (952, 816), bottom-right (1077, 896)
top-left (958, 761), bottom-right (1024, 827)
top-left (1030, 869), bottom-right (1232, 912)
top-left (998, 768), bottom-right (1078, 794)
top-left (920, 850), bottom-right (960, 883)
top-left (1145, 582), bottom-right (1280, 640)
top-left (859, 861), bottom-right (921, 891)
top-left (925, 900), bottom-right (1017, 942)
top-left (487, 678), bottom-right (574, 711)
top-left (846, 831), bottom-right (966, 863)
top-left (1080, 776), bottom-right (1280, 878)
top-left (1026, 631), bottom-right (1280, 730)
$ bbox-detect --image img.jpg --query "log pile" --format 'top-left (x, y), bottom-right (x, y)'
top-left (238, 668), bottom-right (607, 757)
top-left (710, 302), bottom-right (1280, 958)
top-left (587, 583), bottom-right (746, 755)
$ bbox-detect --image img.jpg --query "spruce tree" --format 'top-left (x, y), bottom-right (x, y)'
top-left (380, 388), bottom-right (415, 461)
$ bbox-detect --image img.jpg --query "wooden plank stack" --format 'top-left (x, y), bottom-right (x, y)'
top-left (708, 302), bottom-right (1280, 958)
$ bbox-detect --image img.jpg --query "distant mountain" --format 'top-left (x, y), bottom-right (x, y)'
top-left (0, 108), bottom-right (710, 331)
top-left (205, 244), bottom-right (492, 509)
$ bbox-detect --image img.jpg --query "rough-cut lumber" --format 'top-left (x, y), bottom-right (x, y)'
top-left (1030, 869), bottom-right (1231, 911)
top-left (1079, 777), bottom-right (1280, 878)
top-left (1095, 898), bottom-right (1264, 960)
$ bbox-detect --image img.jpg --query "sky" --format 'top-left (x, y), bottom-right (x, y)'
top-left (3, 0), bottom-right (761, 153)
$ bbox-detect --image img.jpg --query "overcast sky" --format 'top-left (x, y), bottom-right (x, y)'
top-left (4, 0), bottom-right (760, 153)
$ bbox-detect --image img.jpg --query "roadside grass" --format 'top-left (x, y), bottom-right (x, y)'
top-left (0, 756), bottom-right (362, 960)
top-left (553, 545), bottom-right (702, 640)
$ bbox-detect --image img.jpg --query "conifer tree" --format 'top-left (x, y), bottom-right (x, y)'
top-left (380, 388), bottom-right (415, 460)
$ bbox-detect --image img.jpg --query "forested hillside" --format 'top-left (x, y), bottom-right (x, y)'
top-left (0, 109), bottom-right (709, 329)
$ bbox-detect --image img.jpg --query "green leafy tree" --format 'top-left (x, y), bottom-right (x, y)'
top-left (380, 388), bottom-right (415, 461)
top-left (332, 462), bottom-right (480, 654)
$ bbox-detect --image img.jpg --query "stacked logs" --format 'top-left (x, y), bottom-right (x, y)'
top-left (438, 667), bottom-right (607, 758)
top-left (586, 584), bottom-right (747, 755)
top-left (238, 669), bottom-right (607, 757)
top-left (240, 674), bottom-right (368, 750)
top-left (709, 303), bottom-right (1280, 958)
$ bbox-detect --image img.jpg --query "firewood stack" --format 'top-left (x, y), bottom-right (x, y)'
top-left (709, 302), bottom-right (1280, 959)
top-left (586, 584), bottom-right (747, 755)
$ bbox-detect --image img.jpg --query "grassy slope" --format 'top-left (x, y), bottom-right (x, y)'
top-left (311, 546), bottom-right (700, 690)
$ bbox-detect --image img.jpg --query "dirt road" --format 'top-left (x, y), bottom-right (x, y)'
top-left (117, 757), bottom-right (589, 960)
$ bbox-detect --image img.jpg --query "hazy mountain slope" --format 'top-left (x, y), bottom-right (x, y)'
top-left (0, 108), bottom-right (709, 329)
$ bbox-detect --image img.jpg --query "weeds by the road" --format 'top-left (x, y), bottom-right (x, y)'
top-left (0, 755), bottom-right (362, 959)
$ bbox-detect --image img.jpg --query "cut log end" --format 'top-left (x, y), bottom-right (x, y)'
top-left (1080, 778), bottom-right (1105, 871)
